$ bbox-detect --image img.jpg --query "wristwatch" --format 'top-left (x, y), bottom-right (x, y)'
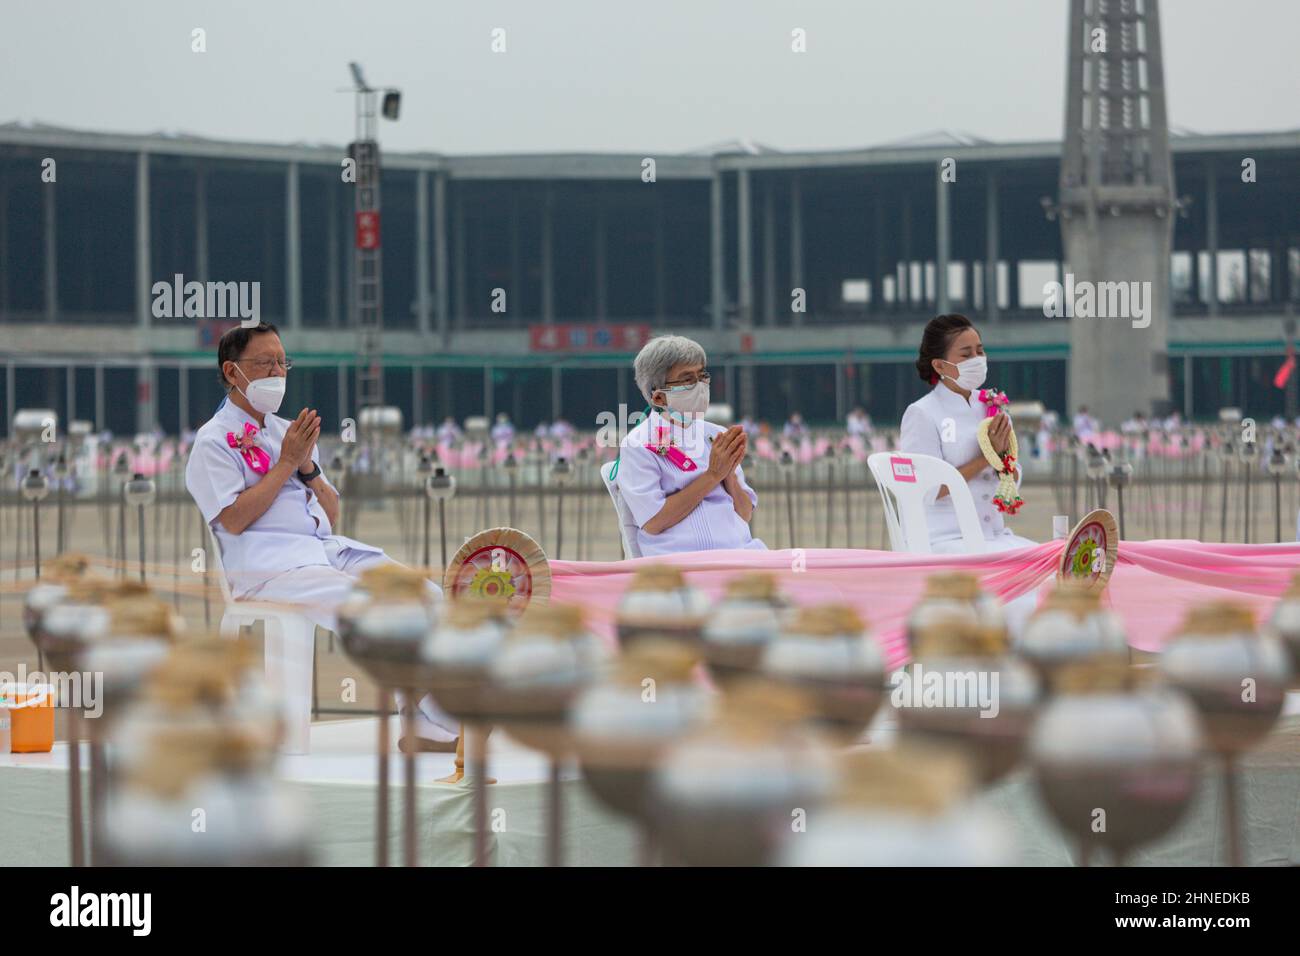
top-left (297, 463), bottom-right (322, 483)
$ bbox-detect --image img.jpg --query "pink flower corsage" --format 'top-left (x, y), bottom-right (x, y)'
top-left (978, 388), bottom-right (1010, 419)
top-left (648, 425), bottom-right (698, 472)
top-left (227, 422), bottom-right (271, 475)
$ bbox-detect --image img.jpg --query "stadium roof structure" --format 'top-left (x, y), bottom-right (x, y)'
top-left (1, 119), bottom-right (1298, 179)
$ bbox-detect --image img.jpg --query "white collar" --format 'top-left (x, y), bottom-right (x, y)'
top-left (933, 383), bottom-right (979, 412)
top-left (215, 396), bottom-right (276, 432)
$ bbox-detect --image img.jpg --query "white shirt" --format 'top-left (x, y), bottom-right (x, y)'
top-left (185, 398), bottom-right (381, 597)
top-left (846, 412), bottom-right (873, 436)
top-left (898, 384), bottom-right (1016, 545)
top-left (616, 410), bottom-right (766, 557)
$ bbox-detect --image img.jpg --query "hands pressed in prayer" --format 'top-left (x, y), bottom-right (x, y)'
top-left (708, 425), bottom-right (747, 483)
top-left (988, 412), bottom-right (1012, 455)
top-left (283, 408), bottom-right (321, 469)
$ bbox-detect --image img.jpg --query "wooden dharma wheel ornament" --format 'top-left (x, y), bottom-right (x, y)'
top-left (438, 527), bottom-right (551, 785)
top-left (1056, 509), bottom-right (1119, 592)
top-left (443, 526), bottom-right (550, 612)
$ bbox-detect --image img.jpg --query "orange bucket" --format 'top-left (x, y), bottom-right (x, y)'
top-left (1, 683), bottom-right (56, 753)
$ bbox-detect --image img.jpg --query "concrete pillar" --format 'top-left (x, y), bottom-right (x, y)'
top-left (762, 180), bottom-right (776, 325)
top-left (483, 366), bottom-right (493, 419)
top-left (834, 361), bottom-right (846, 421)
top-left (737, 168), bottom-right (753, 329)
top-left (594, 192), bottom-right (607, 320)
top-left (94, 363), bottom-right (104, 432)
top-left (135, 152), bottom-right (151, 331)
top-left (286, 162), bottom-right (302, 329)
top-left (415, 169), bottom-right (431, 333)
top-left (179, 365), bottom-right (189, 433)
top-left (195, 167), bottom-right (209, 285)
top-left (985, 172), bottom-right (1000, 320)
top-left (326, 181), bottom-right (339, 327)
top-left (1278, 237), bottom-right (1293, 304)
top-left (44, 179), bottom-right (57, 321)
top-left (936, 163), bottom-right (951, 314)
top-left (872, 198), bottom-right (885, 315)
top-left (1206, 160), bottom-right (1219, 317)
top-left (453, 191), bottom-right (467, 328)
top-left (412, 366), bottom-right (424, 426)
top-left (900, 194), bottom-right (912, 308)
top-left (510, 190), bottom-right (522, 321)
top-left (337, 362), bottom-right (347, 423)
top-left (434, 171), bottom-right (449, 341)
top-left (136, 360), bottom-right (156, 434)
top-left (1007, 260), bottom-right (1020, 310)
top-left (6, 361), bottom-right (15, 438)
top-left (790, 175), bottom-right (804, 325)
top-left (710, 170), bottom-right (725, 330)
top-left (0, 169), bottom-right (8, 318)
top-left (1183, 354), bottom-right (1193, 419)
top-left (541, 186), bottom-right (554, 324)
top-left (65, 365), bottom-right (75, 426)
top-left (653, 199), bottom-right (666, 322)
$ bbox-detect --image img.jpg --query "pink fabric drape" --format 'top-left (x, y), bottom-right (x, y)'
top-left (548, 541), bottom-right (1300, 669)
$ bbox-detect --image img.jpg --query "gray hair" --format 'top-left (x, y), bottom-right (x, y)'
top-left (633, 335), bottom-right (707, 405)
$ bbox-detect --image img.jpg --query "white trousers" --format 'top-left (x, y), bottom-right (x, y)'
top-left (241, 540), bottom-right (455, 738)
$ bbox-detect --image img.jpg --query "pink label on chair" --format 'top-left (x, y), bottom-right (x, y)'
top-left (890, 456), bottom-right (917, 483)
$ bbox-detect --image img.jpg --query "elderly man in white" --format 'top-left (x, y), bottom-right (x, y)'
top-left (616, 335), bottom-right (766, 557)
top-left (185, 322), bottom-right (456, 753)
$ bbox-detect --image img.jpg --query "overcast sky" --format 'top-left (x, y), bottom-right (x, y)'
top-left (3, 0), bottom-right (1295, 154)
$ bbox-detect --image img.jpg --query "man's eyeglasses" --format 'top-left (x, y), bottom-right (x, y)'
top-left (241, 357), bottom-right (294, 374)
top-left (664, 370), bottom-right (711, 388)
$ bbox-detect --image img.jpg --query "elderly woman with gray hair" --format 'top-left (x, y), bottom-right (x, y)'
top-left (615, 334), bottom-right (766, 557)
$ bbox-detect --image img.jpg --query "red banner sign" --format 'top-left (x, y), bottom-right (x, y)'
top-left (529, 324), bottom-right (651, 353)
top-left (355, 211), bottom-right (381, 250)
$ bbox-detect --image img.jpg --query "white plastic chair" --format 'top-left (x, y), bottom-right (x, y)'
top-left (599, 459), bottom-right (643, 559)
top-left (867, 451), bottom-right (987, 555)
top-left (206, 524), bottom-right (315, 754)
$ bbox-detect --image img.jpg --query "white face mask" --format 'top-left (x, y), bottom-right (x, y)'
top-left (659, 381), bottom-right (710, 420)
top-left (940, 355), bottom-right (987, 391)
top-left (234, 365), bottom-right (286, 414)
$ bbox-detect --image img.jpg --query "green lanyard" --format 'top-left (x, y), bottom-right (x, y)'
top-left (607, 405), bottom-right (655, 481)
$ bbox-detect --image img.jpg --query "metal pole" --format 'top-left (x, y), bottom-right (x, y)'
top-left (137, 502), bottom-right (146, 582)
top-left (376, 687), bottom-right (391, 867)
top-left (422, 492), bottom-right (431, 567)
top-left (32, 497), bottom-right (41, 579)
top-left (548, 759), bottom-right (563, 867)
top-left (402, 688), bottom-right (417, 867)
top-left (68, 709), bottom-right (85, 866)
top-left (439, 498), bottom-right (448, 571)
top-left (1275, 473), bottom-right (1283, 543)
